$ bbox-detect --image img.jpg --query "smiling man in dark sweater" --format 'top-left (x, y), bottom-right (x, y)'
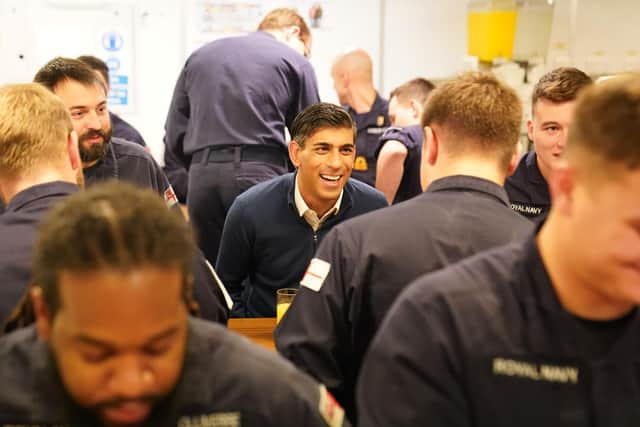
top-left (216, 103), bottom-right (387, 318)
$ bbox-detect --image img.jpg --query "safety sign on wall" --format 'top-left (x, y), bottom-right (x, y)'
top-left (100, 27), bottom-right (131, 110)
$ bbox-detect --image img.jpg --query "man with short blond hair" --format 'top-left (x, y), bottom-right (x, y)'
top-left (0, 85), bottom-right (77, 179)
top-left (0, 82), bottom-right (228, 328)
top-left (358, 73), bottom-right (640, 427)
top-left (276, 72), bottom-right (532, 423)
top-left (257, 7), bottom-right (312, 45)
top-left (506, 67), bottom-right (592, 220)
top-left (0, 83), bottom-right (82, 323)
top-left (164, 8), bottom-right (320, 265)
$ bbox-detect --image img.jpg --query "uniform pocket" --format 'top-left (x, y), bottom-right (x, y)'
top-left (234, 163), bottom-right (284, 194)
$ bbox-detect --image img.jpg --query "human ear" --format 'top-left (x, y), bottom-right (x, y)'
top-left (32, 287), bottom-right (52, 341)
top-left (288, 140), bottom-right (303, 168)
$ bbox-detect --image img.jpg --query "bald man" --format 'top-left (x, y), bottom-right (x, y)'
top-left (331, 49), bottom-right (389, 187)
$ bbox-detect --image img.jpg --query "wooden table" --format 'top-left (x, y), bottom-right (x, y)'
top-left (228, 317), bottom-right (277, 351)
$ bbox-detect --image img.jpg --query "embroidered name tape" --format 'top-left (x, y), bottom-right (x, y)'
top-left (178, 411), bottom-right (241, 427)
top-left (493, 357), bottom-right (579, 384)
top-left (510, 203), bottom-right (544, 216)
top-left (367, 127), bottom-right (387, 134)
top-left (300, 258), bottom-right (331, 292)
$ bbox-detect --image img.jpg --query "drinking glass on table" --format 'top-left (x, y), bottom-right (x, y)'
top-left (276, 288), bottom-right (297, 323)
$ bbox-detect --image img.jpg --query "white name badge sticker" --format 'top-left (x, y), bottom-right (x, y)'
top-left (300, 258), bottom-right (331, 292)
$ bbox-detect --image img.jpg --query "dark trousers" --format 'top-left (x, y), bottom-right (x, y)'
top-left (187, 147), bottom-right (288, 265)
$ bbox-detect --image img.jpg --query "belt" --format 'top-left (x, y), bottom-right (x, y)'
top-left (192, 145), bottom-right (288, 167)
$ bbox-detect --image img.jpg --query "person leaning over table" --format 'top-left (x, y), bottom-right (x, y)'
top-left (163, 8), bottom-right (320, 265)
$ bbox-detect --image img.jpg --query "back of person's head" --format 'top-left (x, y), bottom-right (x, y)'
top-left (258, 8), bottom-right (311, 47)
top-left (0, 83), bottom-right (73, 180)
top-left (388, 78), bottom-right (436, 126)
top-left (390, 78), bottom-right (435, 107)
top-left (76, 55), bottom-right (109, 88)
top-left (290, 102), bottom-right (355, 147)
top-left (566, 74), bottom-right (640, 175)
top-left (32, 181), bottom-right (196, 317)
top-left (421, 71), bottom-right (522, 170)
top-left (532, 67), bottom-right (593, 113)
top-left (34, 56), bottom-right (105, 94)
top-left (333, 49), bottom-right (373, 82)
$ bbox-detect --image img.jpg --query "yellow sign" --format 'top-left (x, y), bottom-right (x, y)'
top-left (376, 115), bottom-right (385, 127)
top-left (354, 156), bottom-right (368, 171)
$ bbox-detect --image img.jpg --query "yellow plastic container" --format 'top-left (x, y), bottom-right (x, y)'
top-left (468, 9), bottom-right (517, 62)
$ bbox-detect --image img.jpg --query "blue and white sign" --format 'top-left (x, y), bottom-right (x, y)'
top-left (108, 70), bottom-right (130, 107)
top-left (102, 31), bottom-right (123, 52)
top-left (109, 87), bottom-right (128, 106)
top-left (105, 57), bottom-right (121, 71)
top-left (99, 18), bottom-right (133, 111)
top-left (110, 75), bottom-right (128, 86)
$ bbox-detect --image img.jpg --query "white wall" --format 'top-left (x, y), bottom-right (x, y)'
top-left (2, 0), bottom-right (640, 162)
top-left (380, 0), bottom-right (468, 94)
top-left (0, 0), bottom-right (384, 161)
top-left (307, 0), bottom-right (382, 103)
top-left (0, 1), bottom-right (36, 84)
top-left (547, 0), bottom-right (640, 74)
top-left (0, 0), bottom-right (184, 161)
top-left (125, 0), bottom-right (184, 160)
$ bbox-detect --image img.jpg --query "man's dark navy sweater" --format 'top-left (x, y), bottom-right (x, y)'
top-left (216, 172), bottom-right (388, 317)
